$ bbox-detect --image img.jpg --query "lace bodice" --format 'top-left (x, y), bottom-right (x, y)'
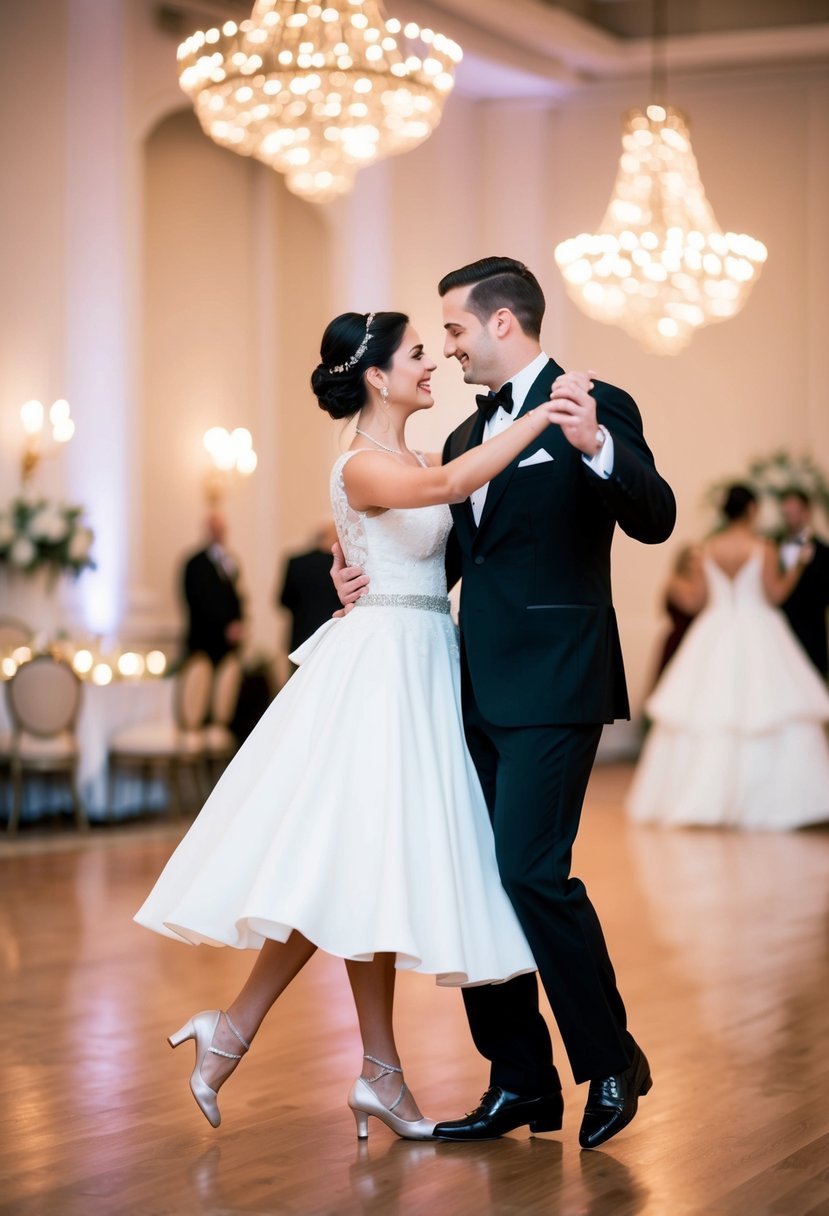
top-left (703, 550), bottom-right (767, 611)
top-left (331, 450), bottom-right (452, 598)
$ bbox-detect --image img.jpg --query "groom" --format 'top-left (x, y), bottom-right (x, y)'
top-left (334, 257), bottom-right (676, 1148)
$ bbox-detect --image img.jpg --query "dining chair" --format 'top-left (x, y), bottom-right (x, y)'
top-left (3, 655), bottom-right (87, 833)
top-left (204, 652), bottom-right (243, 782)
top-left (106, 652), bottom-right (213, 819)
top-left (0, 617), bottom-right (33, 653)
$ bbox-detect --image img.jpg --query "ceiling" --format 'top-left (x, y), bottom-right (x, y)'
top-left (159, 0), bottom-right (829, 99)
top-left (396, 0), bottom-right (829, 98)
top-left (540, 1), bottom-right (829, 40)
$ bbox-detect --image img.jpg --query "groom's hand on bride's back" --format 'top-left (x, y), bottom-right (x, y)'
top-left (330, 541), bottom-right (369, 615)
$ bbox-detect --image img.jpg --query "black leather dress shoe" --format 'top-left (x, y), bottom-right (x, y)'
top-left (579, 1044), bottom-right (652, 1149)
top-left (433, 1086), bottom-right (564, 1141)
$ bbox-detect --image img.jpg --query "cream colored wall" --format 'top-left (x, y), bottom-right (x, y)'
top-left (1, 1), bottom-right (826, 715)
top-left (0, 2), bottom-right (68, 501)
top-left (141, 110), bottom-right (337, 657)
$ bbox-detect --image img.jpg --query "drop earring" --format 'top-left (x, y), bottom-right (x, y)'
top-left (381, 386), bottom-right (389, 402)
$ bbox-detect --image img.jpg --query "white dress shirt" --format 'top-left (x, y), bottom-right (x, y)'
top-left (780, 533), bottom-right (810, 571)
top-left (208, 543), bottom-right (237, 580)
top-left (469, 353), bottom-right (615, 525)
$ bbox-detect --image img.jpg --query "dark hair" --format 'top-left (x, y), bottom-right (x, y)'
top-left (778, 486), bottom-right (811, 507)
top-left (721, 483), bottom-right (758, 522)
top-left (311, 311), bottom-right (409, 420)
top-left (437, 256), bottom-right (545, 339)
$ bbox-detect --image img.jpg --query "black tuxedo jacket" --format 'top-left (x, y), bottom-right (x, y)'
top-left (443, 359), bottom-right (676, 726)
top-left (780, 536), bottom-right (829, 676)
top-left (183, 548), bottom-right (243, 664)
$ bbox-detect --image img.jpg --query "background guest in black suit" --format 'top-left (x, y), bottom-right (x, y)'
top-left (778, 488), bottom-right (829, 678)
top-left (182, 512), bottom-right (244, 665)
top-left (278, 521), bottom-right (341, 657)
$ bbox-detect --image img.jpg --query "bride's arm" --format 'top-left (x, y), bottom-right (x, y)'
top-left (762, 538), bottom-right (813, 605)
top-left (343, 405), bottom-right (556, 511)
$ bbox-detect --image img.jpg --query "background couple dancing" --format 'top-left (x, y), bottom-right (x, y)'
top-left (136, 256), bottom-right (676, 1150)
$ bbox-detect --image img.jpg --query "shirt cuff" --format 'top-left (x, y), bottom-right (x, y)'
top-left (582, 426), bottom-right (614, 479)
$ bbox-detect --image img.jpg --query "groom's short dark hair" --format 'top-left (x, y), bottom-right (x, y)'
top-left (779, 486), bottom-right (811, 507)
top-left (438, 257), bottom-right (545, 339)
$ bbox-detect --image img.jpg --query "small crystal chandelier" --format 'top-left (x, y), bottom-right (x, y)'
top-left (177, 1), bottom-right (462, 204)
top-left (554, 4), bottom-right (767, 354)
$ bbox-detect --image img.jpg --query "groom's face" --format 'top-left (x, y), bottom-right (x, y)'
top-left (441, 287), bottom-right (500, 390)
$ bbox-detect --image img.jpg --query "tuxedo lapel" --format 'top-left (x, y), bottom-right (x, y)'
top-left (457, 409), bottom-right (486, 456)
top-left (475, 360), bottom-right (562, 539)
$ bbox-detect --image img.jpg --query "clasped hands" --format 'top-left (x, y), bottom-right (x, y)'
top-left (548, 369), bottom-right (602, 458)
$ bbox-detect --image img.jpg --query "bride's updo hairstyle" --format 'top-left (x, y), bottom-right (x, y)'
top-left (311, 311), bottom-right (408, 420)
top-left (721, 483), bottom-right (758, 522)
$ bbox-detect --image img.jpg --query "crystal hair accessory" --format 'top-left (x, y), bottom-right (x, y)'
top-left (330, 313), bottom-right (376, 374)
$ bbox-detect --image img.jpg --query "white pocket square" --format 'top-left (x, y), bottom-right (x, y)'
top-left (518, 449), bottom-right (554, 467)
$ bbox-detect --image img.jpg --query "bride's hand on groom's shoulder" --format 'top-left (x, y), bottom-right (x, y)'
top-left (330, 541), bottom-right (369, 614)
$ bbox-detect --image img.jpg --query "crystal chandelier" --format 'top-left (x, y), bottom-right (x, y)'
top-left (555, 103), bottom-right (767, 354)
top-left (177, 1), bottom-right (462, 204)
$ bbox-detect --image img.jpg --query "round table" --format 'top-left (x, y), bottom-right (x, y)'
top-left (1, 677), bottom-right (176, 822)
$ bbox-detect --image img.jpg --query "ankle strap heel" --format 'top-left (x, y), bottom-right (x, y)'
top-left (208, 1011), bottom-right (250, 1061)
top-left (346, 1054), bottom-right (436, 1140)
top-left (361, 1054), bottom-right (406, 1112)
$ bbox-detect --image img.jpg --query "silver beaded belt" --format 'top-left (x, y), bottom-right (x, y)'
top-left (354, 593), bottom-right (451, 615)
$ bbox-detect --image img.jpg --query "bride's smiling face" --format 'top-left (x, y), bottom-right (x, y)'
top-left (383, 326), bottom-right (438, 411)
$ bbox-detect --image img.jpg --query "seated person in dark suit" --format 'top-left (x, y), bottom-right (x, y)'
top-left (278, 521), bottom-right (341, 655)
top-left (778, 488), bottom-right (829, 678)
top-left (182, 512), bottom-right (244, 665)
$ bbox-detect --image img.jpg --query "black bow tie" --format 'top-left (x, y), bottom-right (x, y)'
top-left (475, 383), bottom-right (514, 422)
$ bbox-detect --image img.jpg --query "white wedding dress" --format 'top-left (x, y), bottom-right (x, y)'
top-left (136, 451), bottom-right (535, 985)
top-left (627, 548), bottom-right (829, 830)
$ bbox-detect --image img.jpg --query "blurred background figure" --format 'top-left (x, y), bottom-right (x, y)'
top-left (650, 543), bottom-right (703, 686)
top-left (278, 521), bottom-right (341, 664)
top-left (182, 512), bottom-right (245, 665)
top-left (627, 484), bottom-right (829, 830)
top-left (777, 488), bottom-right (829, 679)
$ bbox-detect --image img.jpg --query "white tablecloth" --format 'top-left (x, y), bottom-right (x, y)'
top-left (1, 678), bottom-right (176, 821)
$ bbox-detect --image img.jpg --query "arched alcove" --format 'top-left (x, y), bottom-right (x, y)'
top-left (139, 109), bottom-right (336, 655)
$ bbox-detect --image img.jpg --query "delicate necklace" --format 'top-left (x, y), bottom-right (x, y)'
top-left (355, 427), bottom-right (403, 456)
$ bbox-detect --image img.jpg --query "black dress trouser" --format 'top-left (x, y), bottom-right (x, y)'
top-left (460, 658), bottom-right (634, 1089)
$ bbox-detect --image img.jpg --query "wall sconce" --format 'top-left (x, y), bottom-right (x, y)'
top-left (203, 426), bottom-right (258, 505)
top-left (20, 399), bottom-right (75, 484)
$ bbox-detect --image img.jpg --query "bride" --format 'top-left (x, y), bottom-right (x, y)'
top-left (136, 310), bottom-right (572, 1140)
top-left (627, 483), bottom-right (829, 830)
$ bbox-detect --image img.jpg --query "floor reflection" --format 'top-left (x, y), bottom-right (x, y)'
top-left (627, 823), bottom-right (829, 1063)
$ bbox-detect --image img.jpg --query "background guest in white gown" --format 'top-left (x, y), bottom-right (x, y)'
top-left (627, 484), bottom-right (829, 830)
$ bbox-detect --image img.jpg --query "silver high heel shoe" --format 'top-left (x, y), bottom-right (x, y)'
top-left (348, 1054), bottom-right (436, 1141)
top-left (167, 1009), bottom-right (250, 1128)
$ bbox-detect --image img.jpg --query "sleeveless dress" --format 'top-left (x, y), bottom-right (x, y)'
top-left (135, 451), bottom-right (535, 986)
top-left (626, 549), bottom-right (829, 830)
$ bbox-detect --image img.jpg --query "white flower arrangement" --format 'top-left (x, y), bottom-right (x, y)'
top-left (0, 495), bottom-right (95, 578)
top-left (707, 450), bottom-right (829, 529)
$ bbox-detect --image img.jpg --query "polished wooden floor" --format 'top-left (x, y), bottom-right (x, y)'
top-left (2, 763), bottom-right (828, 1216)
